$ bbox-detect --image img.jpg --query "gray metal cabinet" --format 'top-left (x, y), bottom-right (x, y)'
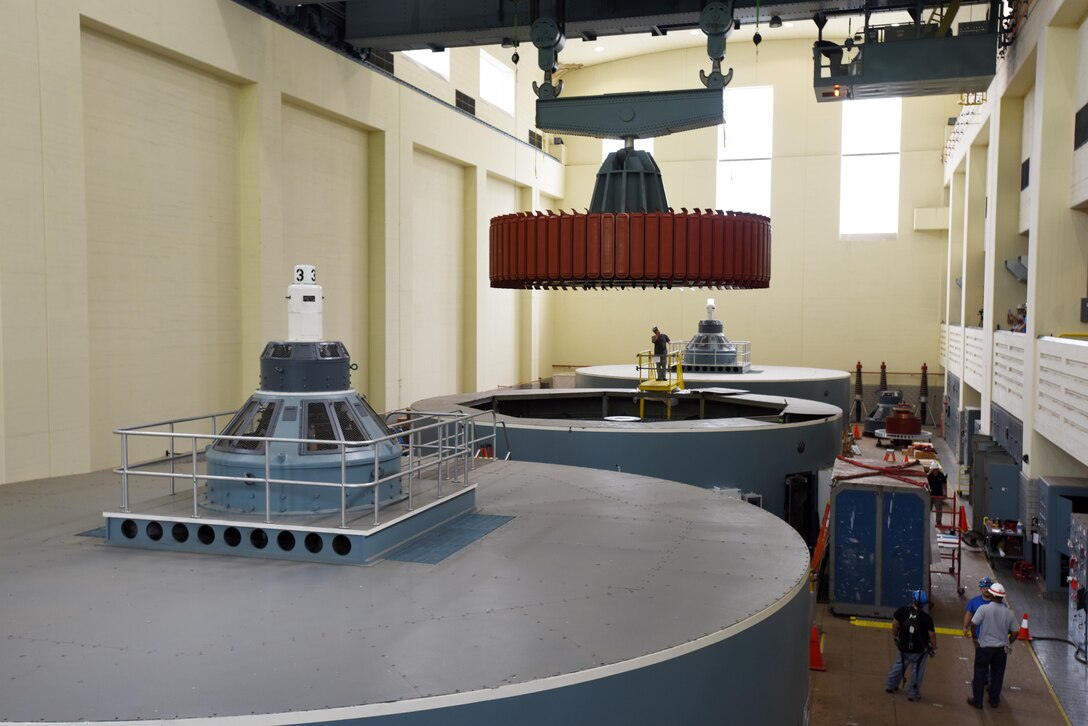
top-left (970, 435), bottom-right (1019, 533)
top-left (1037, 476), bottom-right (1088, 592)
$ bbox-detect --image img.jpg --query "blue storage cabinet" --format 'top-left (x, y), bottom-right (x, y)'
top-left (830, 480), bottom-right (931, 617)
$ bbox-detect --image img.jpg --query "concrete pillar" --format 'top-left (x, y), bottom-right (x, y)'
top-left (1024, 25), bottom-right (1085, 477)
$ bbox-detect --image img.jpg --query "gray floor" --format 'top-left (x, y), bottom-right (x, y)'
top-left (811, 432), bottom-right (1087, 725)
top-left (0, 459), bottom-right (808, 723)
top-left (988, 544), bottom-right (1088, 725)
top-left (927, 433), bottom-right (1088, 726)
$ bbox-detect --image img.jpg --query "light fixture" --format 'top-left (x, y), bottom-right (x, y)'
top-left (769, 15), bottom-right (782, 28)
top-left (594, 45), bottom-right (605, 52)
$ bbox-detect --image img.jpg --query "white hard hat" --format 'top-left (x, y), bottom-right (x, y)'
top-left (988, 582), bottom-right (1006, 598)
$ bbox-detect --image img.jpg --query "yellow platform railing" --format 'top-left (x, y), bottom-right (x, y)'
top-left (636, 349), bottom-right (685, 419)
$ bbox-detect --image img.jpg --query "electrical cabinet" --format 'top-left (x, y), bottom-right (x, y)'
top-left (1069, 514), bottom-right (1087, 650)
top-left (943, 373), bottom-right (961, 451)
top-left (989, 404), bottom-right (1024, 464)
top-left (830, 480), bottom-right (930, 618)
top-left (970, 435), bottom-right (1019, 533)
top-left (960, 407), bottom-right (982, 468)
top-left (1037, 476), bottom-right (1088, 593)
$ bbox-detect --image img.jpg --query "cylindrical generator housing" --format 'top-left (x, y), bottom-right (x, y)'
top-left (205, 390), bottom-right (402, 514)
top-left (260, 341), bottom-right (351, 392)
top-left (682, 318), bottom-right (741, 371)
top-left (207, 335), bottom-right (402, 514)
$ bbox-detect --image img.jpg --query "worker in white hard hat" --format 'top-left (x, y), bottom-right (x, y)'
top-left (962, 576), bottom-right (994, 638)
top-left (967, 582), bottom-right (1020, 709)
top-left (926, 463), bottom-right (948, 525)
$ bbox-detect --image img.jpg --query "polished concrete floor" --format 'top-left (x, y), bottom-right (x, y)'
top-left (809, 433), bottom-right (1088, 725)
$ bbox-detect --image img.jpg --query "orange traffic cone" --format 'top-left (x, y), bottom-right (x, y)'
top-left (958, 505), bottom-right (969, 534)
top-left (853, 424), bottom-right (861, 440)
top-left (1018, 612), bottom-right (1032, 641)
top-left (809, 625), bottom-right (826, 671)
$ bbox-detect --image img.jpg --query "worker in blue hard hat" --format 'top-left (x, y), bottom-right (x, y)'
top-left (885, 590), bottom-right (937, 702)
top-left (963, 576), bottom-right (994, 638)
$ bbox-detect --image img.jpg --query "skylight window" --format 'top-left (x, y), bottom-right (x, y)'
top-left (402, 48), bottom-right (450, 80)
top-left (479, 50), bottom-right (515, 115)
top-left (839, 97), bottom-right (902, 239)
top-left (717, 86), bottom-right (773, 217)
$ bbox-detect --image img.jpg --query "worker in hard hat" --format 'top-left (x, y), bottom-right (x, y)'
top-left (651, 326), bottom-right (670, 380)
top-left (885, 590), bottom-right (937, 702)
top-left (967, 582), bottom-right (1020, 709)
top-left (926, 463), bottom-right (948, 525)
top-left (962, 576), bottom-right (994, 638)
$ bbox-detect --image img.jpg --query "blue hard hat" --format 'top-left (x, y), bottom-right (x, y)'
top-left (978, 577), bottom-right (994, 589)
top-left (912, 590), bottom-right (928, 606)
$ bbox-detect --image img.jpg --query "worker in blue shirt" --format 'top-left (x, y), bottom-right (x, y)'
top-left (962, 576), bottom-right (993, 637)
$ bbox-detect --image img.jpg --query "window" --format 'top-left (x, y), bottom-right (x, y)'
top-left (479, 50), bottom-right (515, 115)
top-left (303, 402), bottom-right (339, 453)
top-left (402, 48), bottom-right (450, 79)
top-left (601, 137), bottom-right (654, 161)
top-left (717, 86), bottom-right (773, 217)
top-left (333, 402), bottom-right (366, 444)
top-left (215, 399), bottom-right (278, 453)
top-left (840, 97), bottom-right (902, 238)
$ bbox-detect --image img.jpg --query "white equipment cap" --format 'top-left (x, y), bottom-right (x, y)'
top-left (287, 265), bottom-right (323, 342)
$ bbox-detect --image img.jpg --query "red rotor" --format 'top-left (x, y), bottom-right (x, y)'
top-left (489, 209), bottom-right (771, 289)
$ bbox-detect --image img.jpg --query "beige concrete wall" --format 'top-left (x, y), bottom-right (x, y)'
top-left (0, 0), bottom-right (561, 484)
top-left (81, 26), bottom-right (245, 467)
top-left (1075, 16), bottom-right (1088, 205)
top-left (481, 175), bottom-right (521, 389)
top-left (547, 39), bottom-right (956, 375)
top-left (280, 100), bottom-right (370, 369)
top-left (402, 149), bottom-right (465, 404)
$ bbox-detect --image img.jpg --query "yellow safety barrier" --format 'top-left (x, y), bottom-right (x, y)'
top-left (636, 349), bottom-right (685, 419)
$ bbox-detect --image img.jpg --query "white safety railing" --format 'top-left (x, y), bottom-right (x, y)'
top-left (115, 408), bottom-right (499, 529)
top-left (963, 327), bottom-right (986, 392)
top-left (946, 325), bottom-right (964, 374)
top-left (939, 323), bottom-right (947, 368)
top-left (1035, 337), bottom-right (1088, 470)
top-left (993, 331), bottom-right (1027, 420)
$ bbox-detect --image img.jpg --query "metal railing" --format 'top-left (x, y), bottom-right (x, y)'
top-left (673, 339), bottom-right (751, 370)
top-left (114, 408), bottom-right (499, 529)
top-left (637, 348), bottom-right (685, 390)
